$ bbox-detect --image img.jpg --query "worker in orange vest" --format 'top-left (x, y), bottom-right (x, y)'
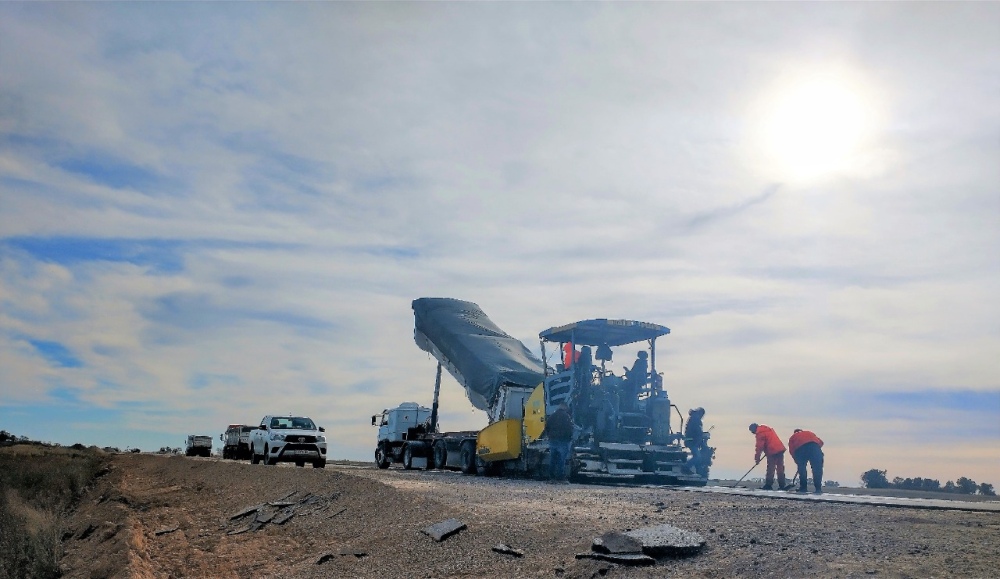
top-left (562, 342), bottom-right (581, 369)
top-left (749, 423), bottom-right (787, 490)
top-left (788, 429), bottom-right (825, 494)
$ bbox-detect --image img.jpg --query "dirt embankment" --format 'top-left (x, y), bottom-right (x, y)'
top-left (58, 454), bottom-right (1000, 579)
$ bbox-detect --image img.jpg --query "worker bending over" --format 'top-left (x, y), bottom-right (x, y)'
top-left (788, 428), bottom-right (825, 494)
top-left (749, 422), bottom-right (787, 491)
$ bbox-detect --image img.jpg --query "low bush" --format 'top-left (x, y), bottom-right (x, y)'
top-left (0, 443), bottom-right (105, 579)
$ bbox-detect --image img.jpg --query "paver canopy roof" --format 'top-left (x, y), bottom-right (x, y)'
top-left (412, 298), bottom-right (545, 412)
top-left (539, 319), bottom-right (670, 347)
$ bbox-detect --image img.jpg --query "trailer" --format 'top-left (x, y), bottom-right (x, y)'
top-left (372, 298), bottom-right (713, 484)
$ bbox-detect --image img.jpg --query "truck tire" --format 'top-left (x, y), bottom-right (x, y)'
top-left (263, 444), bottom-right (274, 465)
top-left (295, 460), bottom-right (305, 467)
top-left (375, 445), bottom-right (390, 469)
top-left (251, 445), bottom-right (260, 464)
top-left (403, 444), bottom-right (414, 470)
top-left (433, 442), bottom-right (447, 470)
top-left (460, 442), bottom-right (477, 475)
top-left (313, 459), bottom-right (326, 469)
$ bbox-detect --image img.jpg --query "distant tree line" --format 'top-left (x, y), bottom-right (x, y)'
top-left (861, 468), bottom-right (996, 496)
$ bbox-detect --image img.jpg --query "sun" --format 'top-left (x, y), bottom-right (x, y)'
top-left (752, 71), bottom-right (877, 182)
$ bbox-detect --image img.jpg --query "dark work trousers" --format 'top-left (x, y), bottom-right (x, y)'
top-left (549, 439), bottom-right (572, 481)
top-left (765, 451), bottom-right (786, 489)
top-left (794, 442), bottom-right (824, 492)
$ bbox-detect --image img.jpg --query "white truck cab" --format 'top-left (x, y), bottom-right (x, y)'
top-left (249, 415), bottom-right (327, 468)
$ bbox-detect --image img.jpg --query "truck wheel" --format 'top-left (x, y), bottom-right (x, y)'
top-left (295, 460), bottom-right (305, 467)
top-left (375, 445), bottom-right (390, 469)
top-left (403, 445), bottom-right (414, 470)
top-left (460, 442), bottom-right (477, 475)
top-left (263, 444), bottom-right (274, 465)
top-left (251, 445), bottom-right (260, 464)
top-left (433, 442), bottom-right (447, 470)
top-left (313, 459), bottom-right (326, 469)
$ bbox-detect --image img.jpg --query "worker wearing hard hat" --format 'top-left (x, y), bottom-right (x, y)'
top-left (749, 423), bottom-right (788, 491)
top-left (788, 429), bottom-right (825, 494)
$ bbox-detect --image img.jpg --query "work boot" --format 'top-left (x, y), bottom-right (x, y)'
top-left (760, 484), bottom-right (774, 491)
top-left (813, 488), bottom-right (823, 495)
top-left (796, 487), bottom-right (808, 493)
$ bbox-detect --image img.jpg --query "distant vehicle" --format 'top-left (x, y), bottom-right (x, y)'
top-left (184, 435), bottom-right (212, 457)
top-left (249, 415), bottom-right (327, 468)
top-left (220, 424), bottom-right (254, 460)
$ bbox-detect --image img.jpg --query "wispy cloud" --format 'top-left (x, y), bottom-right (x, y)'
top-left (0, 2), bottom-right (997, 486)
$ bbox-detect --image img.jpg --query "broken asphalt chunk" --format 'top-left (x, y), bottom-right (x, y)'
top-left (315, 552), bottom-right (334, 565)
top-left (229, 505), bottom-right (262, 520)
top-left (492, 544), bottom-right (524, 557)
top-left (422, 518), bottom-right (466, 542)
top-left (624, 523), bottom-right (706, 557)
top-left (576, 552), bottom-right (656, 566)
top-left (592, 531), bottom-right (644, 554)
top-left (272, 509), bottom-right (295, 525)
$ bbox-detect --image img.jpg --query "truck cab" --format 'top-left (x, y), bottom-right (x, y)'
top-left (372, 402), bottom-right (432, 469)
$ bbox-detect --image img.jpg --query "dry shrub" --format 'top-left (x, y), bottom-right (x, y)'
top-left (0, 444), bottom-right (105, 579)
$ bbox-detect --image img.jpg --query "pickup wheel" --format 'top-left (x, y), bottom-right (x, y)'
top-left (460, 441), bottom-right (477, 475)
top-left (263, 444), bottom-right (274, 465)
top-left (403, 445), bottom-right (414, 470)
top-left (295, 460), bottom-right (305, 467)
top-left (251, 444), bottom-right (260, 464)
top-left (312, 459), bottom-right (326, 469)
top-left (375, 445), bottom-right (390, 469)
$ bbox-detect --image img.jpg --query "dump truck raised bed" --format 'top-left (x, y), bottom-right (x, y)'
top-left (372, 297), bottom-right (713, 484)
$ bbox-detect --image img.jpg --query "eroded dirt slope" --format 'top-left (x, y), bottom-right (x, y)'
top-left (59, 454), bottom-right (1000, 579)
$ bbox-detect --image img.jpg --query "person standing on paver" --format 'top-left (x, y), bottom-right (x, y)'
top-left (543, 404), bottom-right (575, 483)
top-left (749, 423), bottom-right (787, 490)
top-left (788, 428), bottom-right (825, 494)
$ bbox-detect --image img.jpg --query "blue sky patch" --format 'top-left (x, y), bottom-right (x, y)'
top-left (30, 339), bottom-right (83, 368)
top-left (5, 237), bottom-right (185, 273)
top-left (56, 155), bottom-right (162, 190)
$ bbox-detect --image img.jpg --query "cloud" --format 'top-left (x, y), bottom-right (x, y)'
top-left (0, 2), bottom-right (997, 486)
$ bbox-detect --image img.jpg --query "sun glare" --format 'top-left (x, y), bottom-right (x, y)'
top-left (752, 71), bottom-right (877, 182)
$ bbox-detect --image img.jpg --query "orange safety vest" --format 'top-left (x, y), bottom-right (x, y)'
top-left (788, 430), bottom-right (824, 460)
top-left (562, 343), bottom-right (581, 368)
top-left (754, 424), bottom-right (786, 460)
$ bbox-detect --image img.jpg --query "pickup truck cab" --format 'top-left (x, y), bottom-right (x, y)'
top-left (249, 415), bottom-right (327, 468)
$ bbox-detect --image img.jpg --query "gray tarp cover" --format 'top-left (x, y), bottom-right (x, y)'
top-left (412, 298), bottom-right (544, 412)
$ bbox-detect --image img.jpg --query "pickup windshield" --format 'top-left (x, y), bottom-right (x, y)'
top-left (269, 417), bottom-right (316, 430)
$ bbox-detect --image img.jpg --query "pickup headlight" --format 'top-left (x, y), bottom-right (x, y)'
top-left (316, 435), bottom-right (326, 442)
top-left (270, 433), bottom-right (286, 441)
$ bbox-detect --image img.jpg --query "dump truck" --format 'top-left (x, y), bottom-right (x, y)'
top-left (220, 424), bottom-right (254, 460)
top-left (185, 434), bottom-right (213, 457)
top-left (371, 297), bottom-right (713, 484)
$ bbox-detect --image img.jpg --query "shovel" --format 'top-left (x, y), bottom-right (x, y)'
top-left (731, 459), bottom-right (761, 488)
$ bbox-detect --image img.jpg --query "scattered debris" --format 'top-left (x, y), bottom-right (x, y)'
top-left (154, 526), bottom-right (179, 536)
top-left (315, 552), bottom-right (335, 565)
top-left (329, 507), bottom-right (347, 519)
top-left (624, 524), bottom-right (706, 557)
top-left (272, 509), bottom-right (295, 525)
top-left (339, 550), bottom-right (368, 558)
top-left (593, 531), bottom-right (644, 554)
top-left (576, 552), bottom-right (656, 566)
top-left (226, 526), bottom-right (251, 536)
top-left (492, 543), bottom-right (525, 557)
top-left (229, 505), bottom-right (262, 520)
top-left (422, 518), bottom-right (467, 542)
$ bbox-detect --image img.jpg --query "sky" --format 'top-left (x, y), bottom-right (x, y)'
top-left (1, 3), bottom-right (998, 488)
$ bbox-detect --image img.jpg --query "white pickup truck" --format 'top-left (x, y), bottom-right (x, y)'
top-left (249, 415), bottom-right (327, 468)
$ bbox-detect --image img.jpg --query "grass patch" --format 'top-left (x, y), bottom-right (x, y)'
top-left (0, 444), bottom-right (106, 579)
